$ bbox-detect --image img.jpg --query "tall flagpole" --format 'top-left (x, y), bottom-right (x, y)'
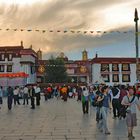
top-left (134, 8), bottom-right (139, 82)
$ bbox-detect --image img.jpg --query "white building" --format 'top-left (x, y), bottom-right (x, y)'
top-left (91, 57), bottom-right (139, 86)
top-left (0, 42), bottom-right (37, 88)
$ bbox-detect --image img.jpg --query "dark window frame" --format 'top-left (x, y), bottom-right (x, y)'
top-left (101, 74), bottom-right (110, 82)
top-left (101, 64), bottom-right (110, 72)
top-left (0, 65), bottom-right (4, 72)
top-left (122, 63), bottom-right (130, 71)
top-left (8, 54), bottom-right (13, 61)
top-left (7, 65), bottom-right (12, 72)
top-left (138, 64), bottom-right (140, 71)
top-left (112, 64), bottom-right (119, 71)
top-left (122, 74), bottom-right (130, 82)
top-left (112, 74), bottom-right (119, 82)
top-left (0, 54), bottom-right (5, 61)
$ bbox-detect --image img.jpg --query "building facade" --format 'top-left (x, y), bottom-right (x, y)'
top-left (0, 42), bottom-right (37, 88)
top-left (91, 57), bottom-right (139, 85)
top-left (1, 43), bottom-right (138, 87)
top-left (36, 51), bottom-right (92, 85)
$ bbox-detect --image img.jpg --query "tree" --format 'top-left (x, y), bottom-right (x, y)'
top-left (46, 56), bottom-right (68, 83)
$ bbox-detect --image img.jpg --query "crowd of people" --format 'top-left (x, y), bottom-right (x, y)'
top-left (0, 83), bottom-right (140, 139)
top-left (81, 84), bottom-right (140, 139)
top-left (0, 84), bottom-right (41, 110)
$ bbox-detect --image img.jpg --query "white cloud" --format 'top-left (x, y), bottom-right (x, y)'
top-left (0, 0), bottom-right (139, 59)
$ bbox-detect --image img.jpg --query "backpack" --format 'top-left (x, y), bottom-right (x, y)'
top-left (120, 95), bottom-right (135, 118)
top-left (94, 94), bottom-right (104, 107)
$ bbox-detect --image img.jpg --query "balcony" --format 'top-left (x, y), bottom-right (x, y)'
top-left (20, 55), bottom-right (35, 64)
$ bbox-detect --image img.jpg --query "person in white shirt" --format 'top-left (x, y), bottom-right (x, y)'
top-left (23, 85), bottom-right (29, 105)
top-left (82, 87), bottom-right (89, 114)
top-left (35, 84), bottom-right (41, 106)
top-left (13, 87), bottom-right (20, 105)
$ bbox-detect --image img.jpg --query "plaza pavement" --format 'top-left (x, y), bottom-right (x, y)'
top-left (0, 97), bottom-right (140, 140)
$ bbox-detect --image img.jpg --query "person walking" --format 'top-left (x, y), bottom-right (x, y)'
top-left (68, 86), bottom-right (73, 98)
top-left (111, 84), bottom-right (120, 119)
top-left (13, 87), bottom-right (20, 105)
top-left (0, 86), bottom-right (3, 109)
top-left (35, 84), bottom-right (41, 106)
top-left (29, 85), bottom-right (35, 109)
top-left (23, 85), bottom-right (29, 105)
top-left (97, 86), bottom-right (111, 135)
top-left (77, 86), bottom-right (82, 101)
top-left (119, 85), bottom-right (128, 103)
top-left (122, 86), bottom-right (140, 139)
top-left (82, 87), bottom-right (89, 114)
top-left (119, 85), bottom-right (128, 119)
top-left (61, 85), bottom-right (68, 101)
top-left (95, 85), bottom-right (103, 123)
top-left (7, 86), bottom-right (13, 110)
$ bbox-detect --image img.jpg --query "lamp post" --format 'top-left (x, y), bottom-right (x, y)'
top-left (134, 8), bottom-right (139, 82)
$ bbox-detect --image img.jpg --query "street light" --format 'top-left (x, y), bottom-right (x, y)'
top-left (134, 8), bottom-right (139, 82)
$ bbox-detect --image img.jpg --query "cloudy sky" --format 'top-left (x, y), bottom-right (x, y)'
top-left (0, 0), bottom-right (140, 60)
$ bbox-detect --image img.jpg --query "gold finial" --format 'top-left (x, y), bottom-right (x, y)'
top-left (21, 41), bottom-right (23, 47)
top-left (30, 44), bottom-right (32, 49)
top-left (82, 49), bottom-right (88, 60)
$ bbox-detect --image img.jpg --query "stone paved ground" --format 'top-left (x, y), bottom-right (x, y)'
top-left (0, 97), bottom-right (140, 140)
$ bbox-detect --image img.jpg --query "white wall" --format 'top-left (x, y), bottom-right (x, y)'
top-left (20, 64), bottom-right (36, 84)
top-left (130, 64), bottom-right (137, 85)
top-left (12, 58), bottom-right (21, 72)
top-left (92, 64), bottom-right (101, 84)
top-left (20, 55), bottom-right (35, 63)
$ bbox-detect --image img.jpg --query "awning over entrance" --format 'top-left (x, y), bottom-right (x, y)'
top-left (0, 72), bottom-right (29, 78)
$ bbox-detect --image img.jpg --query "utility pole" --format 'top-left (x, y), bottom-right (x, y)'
top-left (134, 8), bottom-right (139, 82)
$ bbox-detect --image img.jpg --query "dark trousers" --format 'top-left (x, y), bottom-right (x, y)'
top-left (31, 97), bottom-right (35, 109)
top-left (0, 97), bottom-right (3, 104)
top-left (23, 94), bottom-right (29, 105)
top-left (14, 95), bottom-right (20, 105)
top-left (47, 93), bottom-right (51, 99)
top-left (96, 107), bottom-right (101, 122)
top-left (82, 101), bottom-right (89, 113)
top-left (112, 99), bottom-right (120, 117)
top-left (44, 94), bottom-right (48, 101)
top-left (36, 93), bottom-right (40, 106)
top-left (63, 94), bottom-right (67, 101)
top-left (7, 96), bottom-right (13, 110)
top-left (77, 94), bottom-right (81, 101)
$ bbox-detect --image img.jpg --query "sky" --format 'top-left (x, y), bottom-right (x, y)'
top-left (0, 0), bottom-right (140, 60)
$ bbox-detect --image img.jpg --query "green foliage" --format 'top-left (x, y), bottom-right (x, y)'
top-left (46, 56), bottom-right (68, 83)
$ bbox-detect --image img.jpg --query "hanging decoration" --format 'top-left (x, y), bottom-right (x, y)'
top-left (0, 28), bottom-right (136, 35)
top-left (0, 72), bottom-right (29, 78)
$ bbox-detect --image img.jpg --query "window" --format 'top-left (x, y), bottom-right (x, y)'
top-left (101, 64), bottom-right (109, 72)
top-left (31, 66), bottom-right (35, 74)
top-left (0, 65), bottom-right (4, 72)
top-left (7, 65), bottom-right (12, 72)
top-left (101, 74), bottom-right (110, 82)
top-left (138, 64), bottom-right (140, 71)
top-left (122, 64), bottom-right (130, 71)
top-left (112, 74), bottom-right (119, 82)
top-left (112, 64), bottom-right (119, 71)
top-left (0, 54), bottom-right (5, 61)
top-left (122, 74), bottom-right (130, 82)
top-left (8, 54), bottom-right (12, 61)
